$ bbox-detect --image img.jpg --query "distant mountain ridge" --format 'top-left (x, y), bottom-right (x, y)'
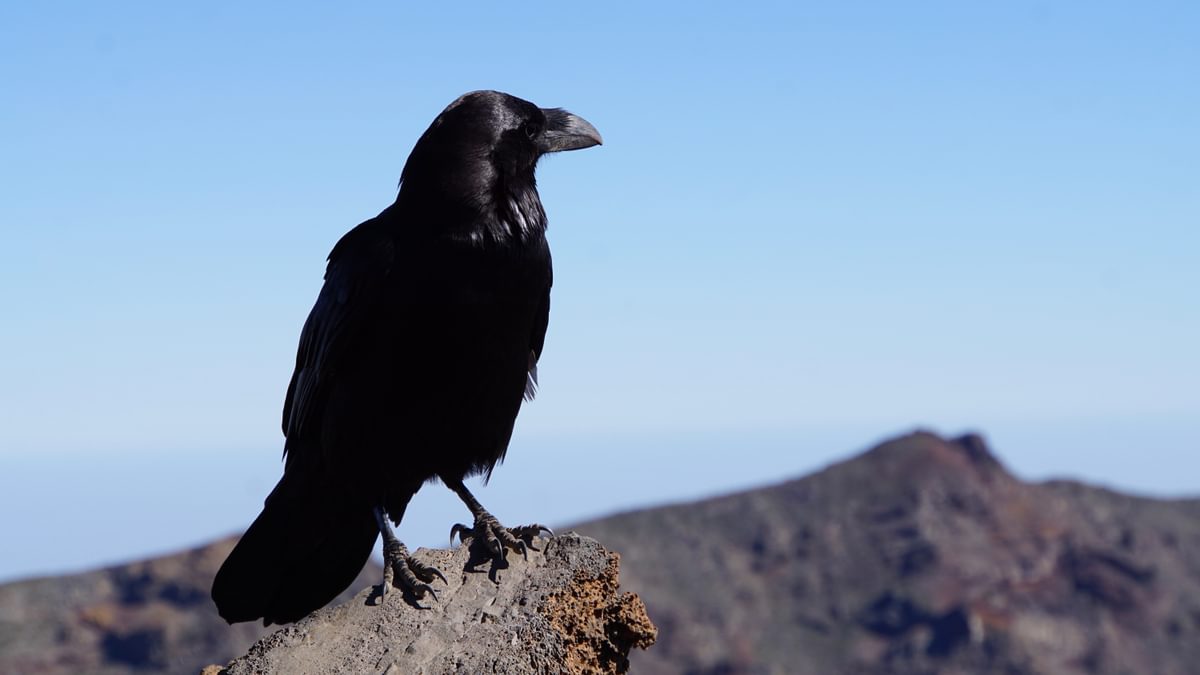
top-left (4, 431), bottom-right (1198, 674)
top-left (0, 536), bottom-right (381, 675)
top-left (573, 431), bottom-right (1200, 675)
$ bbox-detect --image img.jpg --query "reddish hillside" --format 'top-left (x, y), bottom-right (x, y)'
top-left (574, 431), bottom-right (1200, 675)
top-left (0, 536), bottom-right (380, 675)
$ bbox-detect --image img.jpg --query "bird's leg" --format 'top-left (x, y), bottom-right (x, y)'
top-left (373, 506), bottom-right (445, 600)
top-left (445, 479), bottom-right (553, 561)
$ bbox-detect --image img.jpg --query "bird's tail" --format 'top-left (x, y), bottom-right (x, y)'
top-left (211, 470), bottom-right (379, 625)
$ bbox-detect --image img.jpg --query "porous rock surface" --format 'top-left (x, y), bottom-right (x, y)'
top-left (213, 533), bottom-right (655, 675)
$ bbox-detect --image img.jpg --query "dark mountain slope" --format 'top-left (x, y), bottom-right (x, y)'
top-left (573, 431), bottom-right (1200, 675)
top-left (0, 536), bottom-right (380, 675)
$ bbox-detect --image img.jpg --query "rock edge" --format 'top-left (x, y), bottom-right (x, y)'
top-left (209, 533), bottom-right (656, 675)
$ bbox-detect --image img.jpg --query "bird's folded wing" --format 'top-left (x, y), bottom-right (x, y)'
top-left (282, 221), bottom-right (396, 452)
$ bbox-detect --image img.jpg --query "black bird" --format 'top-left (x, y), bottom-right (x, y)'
top-left (211, 91), bottom-right (601, 625)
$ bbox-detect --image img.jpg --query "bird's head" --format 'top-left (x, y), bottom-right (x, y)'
top-left (397, 91), bottom-right (602, 241)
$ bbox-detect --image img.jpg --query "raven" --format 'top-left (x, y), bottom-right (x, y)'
top-left (211, 91), bottom-right (601, 625)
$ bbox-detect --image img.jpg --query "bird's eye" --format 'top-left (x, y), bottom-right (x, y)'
top-left (522, 121), bottom-right (540, 140)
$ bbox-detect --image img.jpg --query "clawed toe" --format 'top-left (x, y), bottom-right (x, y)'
top-left (409, 581), bottom-right (438, 601)
top-left (428, 567), bottom-right (448, 585)
top-left (374, 506), bottom-right (444, 604)
top-left (381, 546), bottom-right (444, 601)
top-left (451, 516), bottom-right (551, 561)
top-left (409, 558), bottom-right (448, 585)
top-left (450, 522), bottom-right (473, 546)
top-left (445, 480), bottom-right (552, 566)
top-left (510, 523), bottom-right (553, 539)
top-left (505, 523), bottom-right (552, 556)
top-left (386, 556), bottom-right (443, 601)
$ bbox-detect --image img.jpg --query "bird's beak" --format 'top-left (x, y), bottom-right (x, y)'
top-left (538, 108), bottom-right (603, 153)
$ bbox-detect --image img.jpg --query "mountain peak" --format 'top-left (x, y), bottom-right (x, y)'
top-left (853, 429), bottom-right (1010, 482)
top-left (576, 430), bottom-right (1200, 675)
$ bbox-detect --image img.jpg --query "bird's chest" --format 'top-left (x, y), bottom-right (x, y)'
top-left (385, 240), bottom-right (547, 366)
top-left (370, 242), bottom-right (546, 461)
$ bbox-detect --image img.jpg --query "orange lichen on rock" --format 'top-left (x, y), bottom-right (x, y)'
top-left (541, 552), bottom-right (657, 675)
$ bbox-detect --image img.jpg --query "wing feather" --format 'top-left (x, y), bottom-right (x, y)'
top-left (281, 220), bottom-right (395, 453)
top-left (523, 283), bottom-right (550, 401)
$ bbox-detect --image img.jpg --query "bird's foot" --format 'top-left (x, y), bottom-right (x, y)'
top-left (450, 515), bottom-right (553, 561)
top-left (381, 536), bottom-right (445, 601)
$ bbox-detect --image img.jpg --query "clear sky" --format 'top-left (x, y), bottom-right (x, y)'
top-left (1, 2), bottom-right (1197, 581)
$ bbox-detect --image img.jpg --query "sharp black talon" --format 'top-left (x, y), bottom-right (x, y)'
top-left (410, 559), bottom-right (447, 585)
top-left (509, 524), bottom-right (552, 541)
top-left (444, 481), bottom-right (553, 567)
top-left (450, 523), bottom-right (471, 545)
top-left (412, 583), bottom-right (438, 601)
top-left (375, 506), bottom-right (445, 603)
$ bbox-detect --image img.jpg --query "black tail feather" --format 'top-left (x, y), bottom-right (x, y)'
top-left (211, 472), bottom-right (379, 625)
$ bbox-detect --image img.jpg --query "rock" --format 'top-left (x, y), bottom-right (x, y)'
top-left (211, 534), bottom-right (655, 675)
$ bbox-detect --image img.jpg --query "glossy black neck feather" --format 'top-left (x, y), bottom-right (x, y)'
top-left (392, 119), bottom-right (547, 247)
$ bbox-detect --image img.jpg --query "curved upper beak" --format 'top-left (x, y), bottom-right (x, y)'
top-left (538, 108), bottom-right (603, 153)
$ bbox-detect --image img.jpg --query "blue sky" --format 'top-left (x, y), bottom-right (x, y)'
top-left (1, 2), bottom-right (1197, 581)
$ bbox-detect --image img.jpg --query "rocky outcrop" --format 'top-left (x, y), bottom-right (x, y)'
top-left (212, 534), bottom-right (655, 674)
top-left (0, 531), bottom-right (652, 675)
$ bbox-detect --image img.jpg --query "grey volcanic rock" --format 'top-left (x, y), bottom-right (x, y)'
top-left (214, 533), bottom-right (655, 675)
top-left (574, 431), bottom-right (1200, 675)
top-left (0, 536), bottom-right (380, 675)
